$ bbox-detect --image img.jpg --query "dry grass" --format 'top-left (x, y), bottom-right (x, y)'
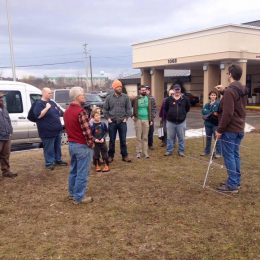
top-left (0, 133), bottom-right (259, 260)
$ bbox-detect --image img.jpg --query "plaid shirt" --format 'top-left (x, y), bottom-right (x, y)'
top-left (78, 110), bottom-right (94, 148)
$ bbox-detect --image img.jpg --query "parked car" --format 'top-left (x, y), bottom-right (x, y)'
top-left (53, 89), bottom-right (70, 109)
top-left (0, 81), bottom-right (67, 146)
top-left (84, 93), bottom-right (104, 115)
top-left (184, 92), bottom-right (200, 106)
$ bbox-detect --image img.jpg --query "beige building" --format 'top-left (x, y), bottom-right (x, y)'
top-left (132, 22), bottom-right (260, 106)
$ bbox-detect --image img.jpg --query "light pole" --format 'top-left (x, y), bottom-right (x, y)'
top-left (6, 0), bottom-right (16, 81)
top-left (83, 43), bottom-right (89, 92)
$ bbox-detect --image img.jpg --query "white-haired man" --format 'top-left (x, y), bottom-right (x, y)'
top-left (64, 87), bottom-right (94, 204)
top-left (34, 87), bottom-right (67, 170)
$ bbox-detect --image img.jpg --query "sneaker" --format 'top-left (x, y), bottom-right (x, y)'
top-left (2, 171), bottom-right (17, 178)
top-left (219, 182), bottom-right (241, 189)
top-left (55, 160), bottom-right (68, 166)
top-left (102, 165), bottom-right (110, 172)
top-left (95, 165), bottom-right (101, 172)
top-left (46, 165), bottom-right (55, 171)
top-left (67, 195), bottom-right (74, 200)
top-left (136, 153), bottom-right (141, 159)
top-left (216, 185), bottom-right (239, 194)
top-left (178, 152), bottom-right (185, 157)
top-left (108, 157), bottom-right (113, 163)
top-left (122, 156), bottom-right (132, 162)
top-left (145, 155), bottom-right (150, 159)
top-left (164, 152), bottom-right (172, 156)
top-left (73, 196), bottom-right (93, 205)
top-left (214, 154), bottom-right (221, 159)
top-left (149, 146), bottom-right (154, 150)
top-left (200, 152), bottom-right (209, 156)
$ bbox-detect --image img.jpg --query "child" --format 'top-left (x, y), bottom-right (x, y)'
top-left (91, 110), bottom-right (110, 172)
top-left (89, 106), bottom-right (101, 127)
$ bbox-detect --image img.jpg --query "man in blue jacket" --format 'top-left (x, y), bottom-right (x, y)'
top-left (34, 88), bottom-right (67, 170)
top-left (164, 84), bottom-right (190, 157)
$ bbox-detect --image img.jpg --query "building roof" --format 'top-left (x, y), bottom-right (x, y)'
top-left (243, 20), bottom-right (260, 27)
top-left (121, 70), bottom-right (190, 80)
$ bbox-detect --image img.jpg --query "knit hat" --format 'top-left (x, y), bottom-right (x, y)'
top-left (112, 79), bottom-right (122, 89)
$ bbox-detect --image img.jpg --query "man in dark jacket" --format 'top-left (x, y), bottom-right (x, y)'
top-left (0, 92), bottom-right (17, 178)
top-left (34, 88), bottom-right (67, 170)
top-left (164, 84), bottom-right (190, 156)
top-left (215, 64), bottom-right (247, 193)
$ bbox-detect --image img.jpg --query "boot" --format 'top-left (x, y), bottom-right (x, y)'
top-left (102, 164), bottom-right (110, 172)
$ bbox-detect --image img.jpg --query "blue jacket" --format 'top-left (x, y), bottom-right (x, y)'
top-left (34, 100), bottom-right (62, 138)
top-left (202, 100), bottom-right (220, 127)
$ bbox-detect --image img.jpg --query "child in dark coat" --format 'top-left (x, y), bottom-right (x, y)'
top-left (91, 110), bottom-right (110, 172)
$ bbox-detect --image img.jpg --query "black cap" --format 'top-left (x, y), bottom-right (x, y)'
top-left (173, 84), bottom-right (181, 90)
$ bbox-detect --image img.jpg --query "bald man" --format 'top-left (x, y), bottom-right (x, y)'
top-left (33, 88), bottom-right (67, 170)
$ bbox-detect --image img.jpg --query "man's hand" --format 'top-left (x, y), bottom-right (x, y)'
top-left (46, 103), bottom-right (51, 110)
top-left (108, 118), bottom-right (112, 123)
top-left (150, 121), bottom-right (153, 126)
top-left (215, 85), bottom-right (226, 92)
top-left (100, 138), bottom-right (104, 143)
top-left (123, 118), bottom-right (127, 123)
top-left (215, 131), bottom-right (222, 140)
top-left (95, 139), bottom-right (100, 143)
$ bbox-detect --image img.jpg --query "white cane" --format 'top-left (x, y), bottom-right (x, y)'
top-left (203, 138), bottom-right (218, 188)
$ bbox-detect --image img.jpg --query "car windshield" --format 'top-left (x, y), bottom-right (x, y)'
top-left (55, 90), bottom-right (70, 103)
top-left (85, 94), bottom-right (102, 102)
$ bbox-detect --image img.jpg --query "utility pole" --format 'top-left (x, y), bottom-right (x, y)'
top-left (89, 54), bottom-right (94, 91)
top-left (83, 43), bottom-right (89, 92)
top-left (6, 0), bottom-right (16, 81)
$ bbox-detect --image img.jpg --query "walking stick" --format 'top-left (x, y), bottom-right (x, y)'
top-left (203, 138), bottom-right (217, 188)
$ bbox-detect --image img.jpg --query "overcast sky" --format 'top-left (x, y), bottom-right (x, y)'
top-left (0, 0), bottom-right (260, 79)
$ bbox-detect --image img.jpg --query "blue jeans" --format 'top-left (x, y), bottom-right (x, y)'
top-left (204, 125), bottom-right (222, 155)
top-left (41, 133), bottom-right (62, 167)
top-left (166, 120), bottom-right (186, 153)
top-left (68, 142), bottom-right (93, 202)
top-left (221, 132), bottom-right (244, 189)
top-left (108, 121), bottom-right (128, 158)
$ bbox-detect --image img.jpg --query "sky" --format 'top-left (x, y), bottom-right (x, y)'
top-left (0, 0), bottom-right (260, 79)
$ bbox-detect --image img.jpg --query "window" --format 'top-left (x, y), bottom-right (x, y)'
top-left (4, 91), bottom-right (23, 113)
top-left (54, 90), bottom-right (70, 103)
top-left (30, 94), bottom-right (42, 104)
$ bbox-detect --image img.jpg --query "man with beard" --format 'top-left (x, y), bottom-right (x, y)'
top-left (132, 85), bottom-right (156, 159)
top-left (215, 64), bottom-right (247, 193)
top-left (0, 92), bottom-right (17, 178)
top-left (103, 80), bottom-right (132, 163)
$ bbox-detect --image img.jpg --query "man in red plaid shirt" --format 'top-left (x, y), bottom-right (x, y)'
top-left (64, 87), bottom-right (94, 205)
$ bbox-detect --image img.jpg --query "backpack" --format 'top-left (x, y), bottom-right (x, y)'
top-left (27, 101), bottom-right (38, 122)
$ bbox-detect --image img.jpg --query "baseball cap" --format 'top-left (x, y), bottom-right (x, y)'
top-left (173, 84), bottom-right (181, 90)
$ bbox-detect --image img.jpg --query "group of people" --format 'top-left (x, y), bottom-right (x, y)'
top-left (0, 64), bottom-right (247, 203)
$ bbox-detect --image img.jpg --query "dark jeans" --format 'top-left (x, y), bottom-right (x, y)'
top-left (108, 121), bottom-right (128, 158)
top-left (148, 124), bottom-right (154, 147)
top-left (204, 125), bottom-right (222, 155)
top-left (93, 142), bottom-right (109, 165)
top-left (0, 139), bottom-right (11, 174)
top-left (41, 134), bottom-right (62, 167)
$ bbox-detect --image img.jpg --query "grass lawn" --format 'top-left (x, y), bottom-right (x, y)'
top-left (0, 132), bottom-right (259, 260)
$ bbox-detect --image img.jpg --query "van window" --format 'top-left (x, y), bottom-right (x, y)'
top-left (4, 91), bottom-right (23, 113)
top-left (54, 90), bottom-right (70, 103)
top-left (30, 94), bottom-right (42, 104)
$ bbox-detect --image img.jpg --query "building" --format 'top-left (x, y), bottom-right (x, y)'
top-left (119, 70), bottom-right (190, 98)
top-left (132, 21), bottom-right (260, 106)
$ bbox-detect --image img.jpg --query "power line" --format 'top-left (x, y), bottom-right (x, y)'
top-left (0, 60), bottom-right (84, 69)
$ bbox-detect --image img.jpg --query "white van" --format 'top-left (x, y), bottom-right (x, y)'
top-left (0, 81), bottom-right (67, 146)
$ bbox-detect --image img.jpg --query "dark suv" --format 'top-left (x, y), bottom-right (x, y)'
top-left (84, 93), bottom-right (104, 114)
